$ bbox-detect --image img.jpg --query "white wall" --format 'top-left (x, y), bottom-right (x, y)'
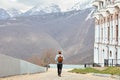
top-left (0, 54), bottom-right (45, 77)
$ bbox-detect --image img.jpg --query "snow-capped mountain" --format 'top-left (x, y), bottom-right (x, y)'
top-left (24, 3), bottom-right (61, 16)
top-left (69, 2), bottom-right (81, 11)
top-left (0, 8), bottom-right (22, 20)
top-left (0, 8), bottom-right (10, 20)
top-left (7, 8), bottom-right (22, 17)
top-left (23, 0), bottom-right (93, 16)
top-left (0, 7), bottom-right (95, 64)
top-left (67, 0), bottom-right (93, 11)
top-left (0, 0), bottom-right (94, 18)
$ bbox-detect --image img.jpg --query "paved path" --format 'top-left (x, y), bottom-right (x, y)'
top-left (0, 68), bottom-right (117, 80)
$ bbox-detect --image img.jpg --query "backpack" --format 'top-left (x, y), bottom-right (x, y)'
top-left (58, 56), bottom-right (63, 63)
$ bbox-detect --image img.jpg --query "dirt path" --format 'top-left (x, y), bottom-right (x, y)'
top-left (0, 68), bottom-right (117, 80)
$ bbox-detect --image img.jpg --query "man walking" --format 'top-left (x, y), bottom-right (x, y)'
top-left (55, 51), bottom-right (64, 77)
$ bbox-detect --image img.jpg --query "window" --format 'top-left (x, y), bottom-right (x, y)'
top-left (116, 52), bottom-right (117, 59)
top-left (110, 51), bottom-right (112, 57)
top-left (116, 14), bottom-right (118, 25)
top-left (111, 15), bottom-right (113, 21)
top-left (103, 49), bottom-right (104, 52)
top-left (107, 17), bottom-right (110, 22)
top-left (111, 26), bottom-right (113, 41)
top-left (108, 27), bottom-right (110, 41)
top-left (116, 25), bottom-right (118, 41)
top-left (116, 52), bottom-right (118, 64)
top-left (101, 2), bottom-right (104, 8)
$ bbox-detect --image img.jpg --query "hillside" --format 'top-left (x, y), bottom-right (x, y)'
top-left (0, 7), bottom-right (95, 64)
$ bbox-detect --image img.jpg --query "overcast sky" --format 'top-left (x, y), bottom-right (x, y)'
top-left (0, 0), bottom-right (91, 12)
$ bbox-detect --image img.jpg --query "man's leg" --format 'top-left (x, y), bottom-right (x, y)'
top-left (57, 64), bottom-right (60, 76)
top-left (59, 64), bottom-right (63, 76)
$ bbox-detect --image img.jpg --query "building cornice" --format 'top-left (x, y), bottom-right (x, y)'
top-left (92, 1), bottom-right (99, 7)
top-left (93, 11), bottom-right (101, 19)
top-left (106, 4), bottom-right (115, 14)
top-left (94, 42), bottom-right (120, 47)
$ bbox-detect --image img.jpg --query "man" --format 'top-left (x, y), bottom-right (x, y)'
top-left (55, 51), bottom-right (64, 77)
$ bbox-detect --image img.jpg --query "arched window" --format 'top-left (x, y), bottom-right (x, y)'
top-left (116, 52), bottom-right (117, 59)
top-left (103, 49), bottom-right (104, 52)
top-left (116, 25), bottom-right (118, 41)
top-left (110, 51), bottom-right (112, 57)
top-left (108, 27), bottom-right (110, 41)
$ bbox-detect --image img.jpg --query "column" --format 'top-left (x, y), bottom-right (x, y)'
top-left (98, 24), bottom-right (100, 43)
top-left (95, 19), bottom-right (99, 43)
top-left (97, 25), bottom-right (99, 43)
top-left (118, 12), bottom-right (120, 45)
top-left (101, 18), bottom-right (104, 43)
top-left (113, 14), bottom-right (116, 44)
top-left (103, 20), bottom-right (106, 43)
top-left (94, 47), bottom-right (99, 64)
top-left (106, 16), bottom-right (110, 44)
top-left (100, 21), bottom-right (102, 43)
top-left (110, 15), bottom-right (113, 44)
top-left (105, 18), bottom-right (108, 44)
top-left (95, 25), bottom-right (97, 42)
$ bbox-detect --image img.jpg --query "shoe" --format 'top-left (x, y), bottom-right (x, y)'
top-left (60, 74), bottom-right (61, 77)
top-left (58, 74), bottom-right (61, 77)
top-left (59, 74), bottom-right (61, 77)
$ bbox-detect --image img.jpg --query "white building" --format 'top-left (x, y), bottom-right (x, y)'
top-left (92, 0), bottom-right (120, 67)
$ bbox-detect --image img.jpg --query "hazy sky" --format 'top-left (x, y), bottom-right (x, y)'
top-left (0, 0), bottom-right (91, 12)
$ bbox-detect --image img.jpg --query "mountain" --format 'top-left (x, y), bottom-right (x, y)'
top-left (0, 8), bottom-right (10, 20)
top-left (67, 1), bottom-right (91, 11)
top-left (23, 3), bottom-right (61, 16)
top-left (23, 0), bottom-right (93, 16)
top-left (0, 7), bottom-right (95, 64)
top-left (7, 8), bottom-right (22, 17)
top-left (0, 8), bottom-right (21, 20)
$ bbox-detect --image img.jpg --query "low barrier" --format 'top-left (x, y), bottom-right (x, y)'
top-left (0, 54), bottom-right (45, 77)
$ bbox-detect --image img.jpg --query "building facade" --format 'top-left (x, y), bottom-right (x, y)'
top-left (92, 0), bottom-right (120, 67)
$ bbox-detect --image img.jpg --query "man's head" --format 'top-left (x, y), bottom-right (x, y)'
top-left (58, 51), bottom-right (62, 54)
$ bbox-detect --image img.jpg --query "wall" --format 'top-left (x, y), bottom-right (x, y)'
top-left (0, 54), bottom-right (45, 77)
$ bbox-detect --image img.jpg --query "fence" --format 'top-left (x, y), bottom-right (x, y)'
top-left (104, 59), bottom-right (120, 67)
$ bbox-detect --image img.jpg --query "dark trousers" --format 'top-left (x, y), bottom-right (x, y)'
top-left (57, 63), bottom-right (63, 75)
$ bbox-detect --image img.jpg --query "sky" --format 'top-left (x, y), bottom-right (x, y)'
top-left (0, 0), bottom-right (91, 12)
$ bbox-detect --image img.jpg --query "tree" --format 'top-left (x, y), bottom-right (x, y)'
top-left (40, 49), bottom-right (56, 66)
top-left (27, 49), bottom-right (56, 66)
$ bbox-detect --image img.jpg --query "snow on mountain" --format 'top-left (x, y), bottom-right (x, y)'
top-left (7, 8), bottom-right (22, 17)
top-left (68, 0), bottom-right (93, 11)
top-left (0, 7), bottom-right (94, 64)
top-left (23, 0), bottom-right (94, 16)
top-left (0, 8), bottom-right (22, 20)
top-left (24, 3), bottom-right (61, 16)
top-left (85, 8), bottom-right (95, 21)
top-left (0, 8), bottom-right (10, 20)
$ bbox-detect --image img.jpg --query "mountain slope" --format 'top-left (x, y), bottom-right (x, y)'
top-left (7, 8), bottom-right (22, 17)
top-left (23, 3), bottom-right (61, 16)
top-left (0, 7), bottom-right (95, 64)
top-left (0, 8), bottom-right (10, 20)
